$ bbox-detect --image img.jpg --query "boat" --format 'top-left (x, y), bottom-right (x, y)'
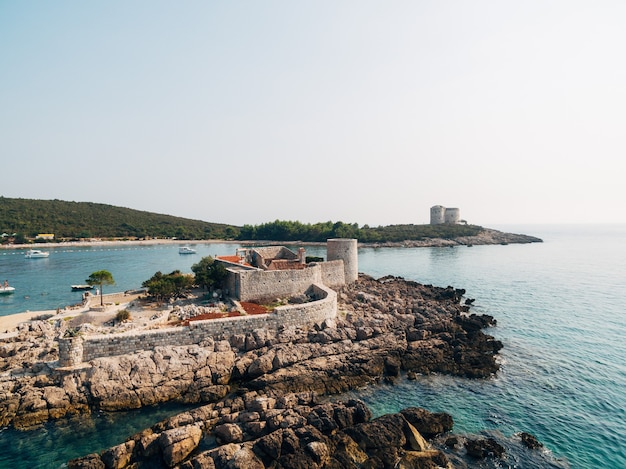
top-left (71, 284), bottom-right (94, 291)
top-left (179, 246), bottom-right (197, 254)
top-left (25, 249), bottom-right (50, 258)
top-left (0, 285), bottom-right (15, 295)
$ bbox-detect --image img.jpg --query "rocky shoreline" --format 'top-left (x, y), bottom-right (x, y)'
top-left (0, 228), bottom-right (543, 252)
top-left (358, 228), bottom-right (542, 248)
top-left (0, 274), bottom-right (556, 467)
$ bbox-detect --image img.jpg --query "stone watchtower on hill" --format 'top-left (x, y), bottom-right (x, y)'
top-left (430, 205), bottom-right (460, 225)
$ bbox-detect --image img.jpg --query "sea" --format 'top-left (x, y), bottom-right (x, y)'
top-left (0, 224), bottom-right (625, 468)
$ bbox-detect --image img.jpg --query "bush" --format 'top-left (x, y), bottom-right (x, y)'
top-left (116, 309), bottom-right (131, 322)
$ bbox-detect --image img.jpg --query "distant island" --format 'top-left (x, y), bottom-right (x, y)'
top-left (0, 197), bottom-right (542, 247)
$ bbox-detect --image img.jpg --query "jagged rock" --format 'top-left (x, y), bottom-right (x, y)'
top-left (100, 440), bottom-right (135, 469)
top-left (159, 424), bottom-right (203, 467)
top-left (203, 443), bottom-right (240, 468)
top-left (400, 407), bottom-right (454, 439)
top-left (180, 451), bottom-right (216, 469)
top-left (228, 446), bottom-right (265, 469)
top-left (396, 450), bottom-right (449, 468)
top-left (464, 436), bottom-right (506, 458)
top-left (67, 453), bottom-right (106, 469)
top-left (215, 423), bottom-right (244, 444)
top-left (330, 433), bottom-right (369, 467)
top-left (306, 440), bottom-right (330, 465)
top-left (343, 413), bottom-right (408, 450)
top-left (520, 431), bottom-right (544, 449)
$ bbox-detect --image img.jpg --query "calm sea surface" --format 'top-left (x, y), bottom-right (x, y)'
top-left (1, 224), bottom-right (625, 468)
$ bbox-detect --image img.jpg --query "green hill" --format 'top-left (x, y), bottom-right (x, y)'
top-left (0, 197), bottom-right (489, 245)
top-left (0, 197), bottom-right (238, 241)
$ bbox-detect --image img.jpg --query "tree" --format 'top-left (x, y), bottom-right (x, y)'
top-left (192, 256), bottom-right (228, 291)
top-left (86, 270), bottom-right (115, 306)
top-left (142, 270), bottom-right (194, 303)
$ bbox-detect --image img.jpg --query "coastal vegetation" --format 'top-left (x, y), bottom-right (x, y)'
top-left (0, 197), bottom-right (237, 241)
top-left (191, 256), bottom-right (228, 291)
top-left (141, 270), bottom-right (195, 303)
top-left (238, 220), bottom-right (483, 243)
top-left (85, 270), bottom-right (115, 306)
top-left (0, 196), bottom-right (484, 245)
top-left (141, 257), bottom-right (228, 302)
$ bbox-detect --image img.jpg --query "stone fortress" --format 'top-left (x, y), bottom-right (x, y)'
top-left (430, 205), bottom-right (462, 225)
top-left (58, 239), bottom-right (358, 367)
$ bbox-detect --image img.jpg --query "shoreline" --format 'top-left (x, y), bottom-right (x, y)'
top-left (0, 238), bottom-right (240, 251)
top-left (0, 229), bottom-right (541, 332)
top-left (0, 227), bottom-right (542, 251)
top-left (0, 309), bottom-right (61, 336)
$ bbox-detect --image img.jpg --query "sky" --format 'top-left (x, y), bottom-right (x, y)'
top-left (1, 1), bottom-right (625, 227)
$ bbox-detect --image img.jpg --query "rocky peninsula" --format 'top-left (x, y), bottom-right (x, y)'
top-left (0, 273), bottom-right (562, 468)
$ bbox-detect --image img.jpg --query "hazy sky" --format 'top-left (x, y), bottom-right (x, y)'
top-left (1, 1), bottom-right (625, 227)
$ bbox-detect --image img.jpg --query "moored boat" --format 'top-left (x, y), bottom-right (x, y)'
top-left (71, 285), bottom-right (94, 291)
top-left (179, 246), bottom-right (196, 254)
top-left (25, 249), bottom-right (50, 258)
top-left (0, 285), bottom-right (15, 295)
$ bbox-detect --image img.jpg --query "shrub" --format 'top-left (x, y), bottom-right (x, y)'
top-left (116, 309), bottom-right (131, 322)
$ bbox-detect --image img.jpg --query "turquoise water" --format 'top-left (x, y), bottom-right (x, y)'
top-left (0, 243), bottom-right (240, 318)
top-left (1, 225), bottom-right (625, 468)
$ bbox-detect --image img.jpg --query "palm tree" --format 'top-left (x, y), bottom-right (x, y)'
top-left (86, 270), bottom-right (115, 306)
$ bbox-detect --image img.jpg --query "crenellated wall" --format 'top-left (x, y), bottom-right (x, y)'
top-left (57, 284), bottom-right (336, 367)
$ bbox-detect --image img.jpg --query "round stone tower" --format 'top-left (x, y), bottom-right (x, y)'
top-left (444, 207), bottom-right (460, 224)
top-left (327, 238), bottom-right (358, 284)
top-left (430, 205), bottom-right (446, 225)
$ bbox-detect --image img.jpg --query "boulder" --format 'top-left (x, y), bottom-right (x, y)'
top-left (520, 431), bottom-right (544, 449)
top-left (464, 437), bottom-right (505, 459)
top-left (215, 423), bottom-right (244, 444)
top-left (159, 424), bottom-right (203, 467)
top-left (400, 407), bottom-right (453, 439)
top-left (100, 440), bottom-right (135, 469)
top-left (67, 453), bottom-right (106, 469)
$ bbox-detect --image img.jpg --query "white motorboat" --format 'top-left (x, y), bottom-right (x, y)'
top-left (179, 246), bottom-right (197, 254)
top-left (25, 249), bottom-right (50, 258)
top-left (71, 284), bottom-right (94, 291)
top-left (0, 285), bottom-right (15, 295)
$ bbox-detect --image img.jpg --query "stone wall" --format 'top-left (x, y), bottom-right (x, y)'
top-left (234, 262), bottom-right (346, 302)
top-left (58, 284), bottom-right (336, 366)
top-left (236, 265), bottom-right (321, 302)
top-left (319, 260), bottom-right (346, 287)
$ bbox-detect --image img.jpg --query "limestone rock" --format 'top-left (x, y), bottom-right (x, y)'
top-left (215, 423), bottom-right (244, 444)
top-left (400, 407), bottom-right (453, 439)
top-left (67, 453), bottom-right (106, 469)
top-left (100, 440), bottom-right (135, 469)
top-left (158, 424), bottom-right (203, 467)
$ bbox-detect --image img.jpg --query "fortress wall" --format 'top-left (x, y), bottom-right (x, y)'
top-left (237, 265), bottom-right (323, 303)
top-left (319, 260), bottom-right (346, 288)
top-left (58, 284), bottom-right (336, 366)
